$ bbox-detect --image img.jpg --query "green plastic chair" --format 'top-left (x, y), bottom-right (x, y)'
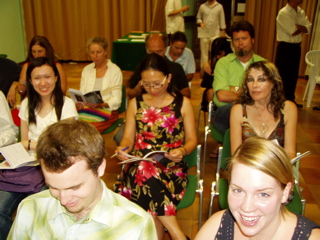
top-left (202, 101), bottom-right (224, 179)
top-left (209, 129), bottom-right (306, 216)
top-left (101, 85), bottom-right (127, 134)
top-left (177, 144), bottom-right (204, 228)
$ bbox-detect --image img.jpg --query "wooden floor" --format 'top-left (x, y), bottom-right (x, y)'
top-left (64, 62), bottom-right (320, 239)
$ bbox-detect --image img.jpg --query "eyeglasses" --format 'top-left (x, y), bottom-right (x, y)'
top-left (141, 76), bottom-right (167, 89)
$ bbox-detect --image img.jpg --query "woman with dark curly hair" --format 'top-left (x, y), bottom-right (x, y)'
top-left (230, 61), bottom-right (297, 158)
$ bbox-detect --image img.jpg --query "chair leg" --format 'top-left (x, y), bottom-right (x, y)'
top-left (208, 181), bottom-right (216, 218)
top-left (303, 78), bottom-right (310, 101)
top-left (197, 180), bottom-right (204, 229)
top-left (196, 106), bottom-right (201, 134)
top-left (307, 77), bottom-right (317, 107)
top-left (202, 126), bottom-right (210, 179)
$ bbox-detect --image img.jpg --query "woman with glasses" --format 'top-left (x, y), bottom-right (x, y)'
top-left (76, 36), bottom-right (123, 133)
top-left (114, 53), bottom-right (197, 240)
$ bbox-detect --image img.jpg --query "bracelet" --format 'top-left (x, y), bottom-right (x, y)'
top-left (28, 140), bottom-right (31, 151)
top-left (182, 147), bottom-right (187, 156)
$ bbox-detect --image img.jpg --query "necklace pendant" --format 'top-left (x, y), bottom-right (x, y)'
top-left (260, 123), bottom-right (268, 136)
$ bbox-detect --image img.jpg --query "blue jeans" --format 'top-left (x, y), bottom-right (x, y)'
top-left (0, 190), bottom-right (29, 240)
top-left (213, 103), bottom-right (234, 135)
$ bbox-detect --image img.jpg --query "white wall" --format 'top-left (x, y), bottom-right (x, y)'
top-left (0, 0), bottom-right (26, 63)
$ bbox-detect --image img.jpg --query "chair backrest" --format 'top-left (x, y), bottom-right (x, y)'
top-left (221, 128), bottom-right (231, 170)
top-left (184, 145), bottom-right (201, 169)
top-left (118, 85), bottom-right (127, 114)
top-left (305, 50), bottom-right (320, 78)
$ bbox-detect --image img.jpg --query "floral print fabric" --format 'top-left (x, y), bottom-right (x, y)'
top-left (114, 95), bottom-right (188, 216)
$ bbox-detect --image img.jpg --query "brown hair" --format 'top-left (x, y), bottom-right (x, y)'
top-left (37, 119), bottom-right (107, 175)
top-left (238, 61), bottom-right (286, 120)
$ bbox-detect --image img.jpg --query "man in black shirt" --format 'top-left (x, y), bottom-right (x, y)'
top-left (127, 33), bottom-right (190, 99)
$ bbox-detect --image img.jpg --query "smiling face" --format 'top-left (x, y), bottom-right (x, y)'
top-left (141, 69), bottom-right (171, 97)
top-left (89, 43), bottom-right (107, 65)
top-left (232, 31), bottom-right (254, 58)
top-left (30, 64), bottom-right (57, 98)
top-left (228, 162), bottom-right (290, 238)
top-left (31, 44), bottom-right (46, 58)
top-left (246, 68), bottom-right (274, 103)
top-left (43, 158), bottom-right (106, 220)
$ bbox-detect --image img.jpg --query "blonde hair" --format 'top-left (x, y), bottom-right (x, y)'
top-left (227, 137), bottom-right (293, 215)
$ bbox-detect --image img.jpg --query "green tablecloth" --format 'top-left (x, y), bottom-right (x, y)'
top-left (111, 33), bottom-right (147, 71)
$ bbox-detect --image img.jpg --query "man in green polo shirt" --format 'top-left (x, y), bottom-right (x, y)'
top-left (213, 21), bottom-right (266, 134)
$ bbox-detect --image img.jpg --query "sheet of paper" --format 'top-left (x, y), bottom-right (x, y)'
top-left (197, 27), bottom-right (211, 38)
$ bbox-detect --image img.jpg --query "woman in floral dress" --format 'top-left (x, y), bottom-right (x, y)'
top-left (114, 53), bottom-right (197, 240)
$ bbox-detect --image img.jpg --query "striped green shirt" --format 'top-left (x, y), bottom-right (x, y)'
top-left (8, 181), bottom-right (157, 240)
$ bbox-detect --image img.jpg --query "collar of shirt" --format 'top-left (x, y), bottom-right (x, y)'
top-left (48, 181), bottom-right (112, 227)
top-left (205, 1), bottom-right (219, 8)
top-left (165, 46), bottom-right (186, 62)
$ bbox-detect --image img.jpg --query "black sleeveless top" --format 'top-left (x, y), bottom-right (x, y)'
top-left (215, 209), bottom-right (320, 240)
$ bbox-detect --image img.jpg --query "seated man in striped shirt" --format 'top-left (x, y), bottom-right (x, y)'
top-left (8, 120), bottom-right (157, 240)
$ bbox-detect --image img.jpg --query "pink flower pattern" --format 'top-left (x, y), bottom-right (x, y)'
top-left (115, 97), bottom-right (188, 216)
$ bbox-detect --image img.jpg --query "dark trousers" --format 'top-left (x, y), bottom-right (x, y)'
top-left (275, 41), bottom-right (301, 102)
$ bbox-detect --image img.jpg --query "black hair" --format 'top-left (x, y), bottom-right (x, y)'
top-left (170, 31), bottom-right (188, 44)
top-left (230, 20), bottom-right (255, 39)
top-left (138, 53), bottom-right (183, 108)
top-left (210, 37), bottom-right (233, 70)
top-left (26, 57), bottom-right (64, 125)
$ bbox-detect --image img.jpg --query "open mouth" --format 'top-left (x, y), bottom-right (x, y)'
top-left (241, 215), bottom-right (260, 223)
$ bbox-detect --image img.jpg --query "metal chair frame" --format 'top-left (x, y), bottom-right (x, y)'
top-left (177, 145), bottom-right (204, 229)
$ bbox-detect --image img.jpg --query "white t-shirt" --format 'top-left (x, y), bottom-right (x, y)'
top-left (19, 97), bottom-right (78, 159)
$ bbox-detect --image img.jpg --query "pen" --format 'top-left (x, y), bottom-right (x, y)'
top-left (111, 146), bottom-right (129, 158)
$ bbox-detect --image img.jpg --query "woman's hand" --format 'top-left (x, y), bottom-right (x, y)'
top-left (115, 146), bottom-right (130, 161)
top-left (18, 80), bottom-right (27, 96)
top-left (165, 148), bottom-right (185, 163)
top-left (7, 82), bottom-right (18, 107)
top-left (85, 102), bottom-right (106, 109)
top-left (76, 102), bottom-right (84, 110)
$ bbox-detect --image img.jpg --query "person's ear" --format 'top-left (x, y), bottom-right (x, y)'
top-left (167, 73), bottom-right (172, 83)
top-left (281, 182), bottom-right (293, 203)
top-left (97, 158), bottom-right (107, 177)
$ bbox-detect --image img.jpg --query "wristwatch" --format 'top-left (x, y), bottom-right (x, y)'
top-left (234, 86), bottom-right (240, 93)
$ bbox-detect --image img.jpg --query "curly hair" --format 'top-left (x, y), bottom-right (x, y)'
top-left (237, 61), bottom-right (286, 119)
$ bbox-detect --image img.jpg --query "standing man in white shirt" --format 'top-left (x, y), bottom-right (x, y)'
top-left (165, 31), bottom-right (196, 84)
top-left (165, 0), bottom-right (190, 38)
top-left (196, 0), bottom-right (226, 67)
top-left (275, 0), bottom-right (311, 108)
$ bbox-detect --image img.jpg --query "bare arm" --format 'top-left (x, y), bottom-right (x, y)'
top-left (167, 5), bottom-right (190, 16)
top-left (230, 104), bottom-right (243, 156)
top-left (194, 210), bottom-right (225, 240)
top-left (7, 81), bottom-right (19, 107)
top-left (186, 73), bottom-right (194, 82)
top-left (20, 119), bottom-right (36, 151)
top-left (166, 97), bottom-right (197, 162)
top-left (18, 63), bottom-right (28, 95)
top-left (216, 86), bottom-right (240, 103)
top-left (283, 101), bottom-right (297, 158)
top-left (56, 63), bottom-right (68, 94)
top-left (127, 80), bottom-right (143, 99)
top-left (116, 98), bottom-right (137, 160)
